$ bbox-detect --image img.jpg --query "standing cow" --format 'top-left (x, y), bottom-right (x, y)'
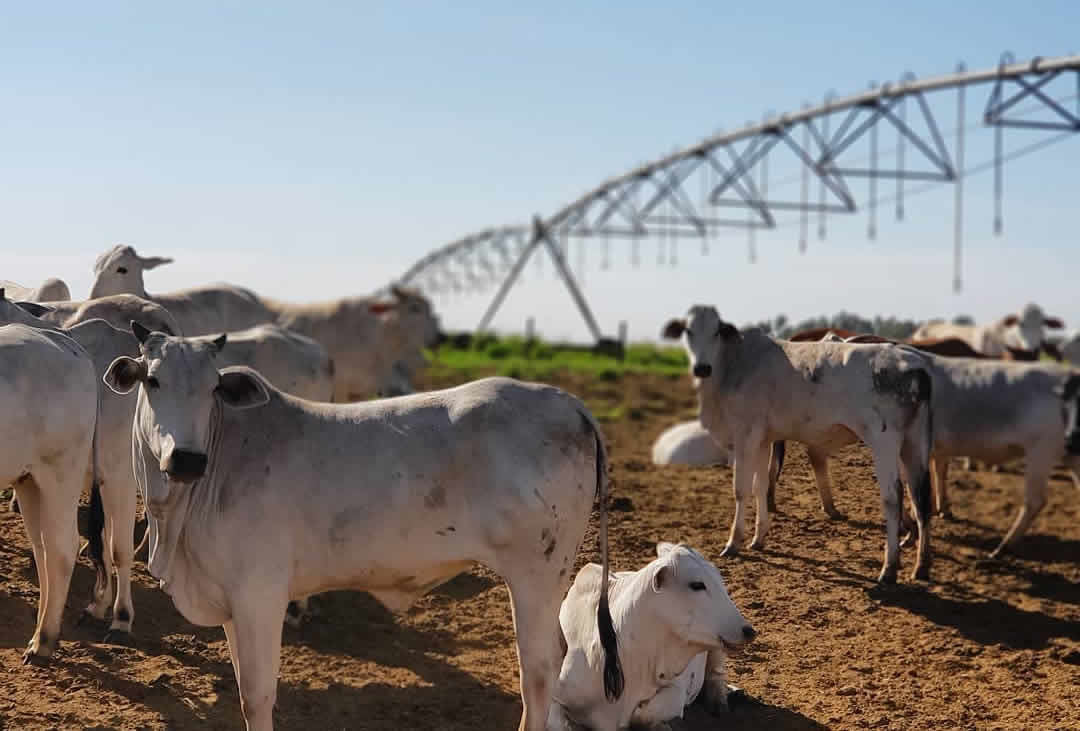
top-left (2, 322), bottom-right (98, 662)
top-left (103, 326), bottom-right (621, 731)
top-left (664, 305), bottom-right (935, 583)
top-left (912, 304), bottom-right (1064, 358)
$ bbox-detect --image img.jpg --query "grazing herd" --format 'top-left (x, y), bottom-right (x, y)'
top-left (2, 245), bottom-right (1078, 730)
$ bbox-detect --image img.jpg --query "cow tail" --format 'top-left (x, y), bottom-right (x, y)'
top-left (86, 387), bottom-right (107, 590)
top-left (588, 415), bottom-right (624, 702)
top-left (913, 369), bottom-right (934, 522)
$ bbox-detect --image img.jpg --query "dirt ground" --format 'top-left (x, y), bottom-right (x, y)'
top-left (1, 369), bottom-right (1078, 730)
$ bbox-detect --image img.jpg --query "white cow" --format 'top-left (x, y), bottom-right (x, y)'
top-left (651, 421), bottom-right (731, 467)
top-left (0, 277), bottom-right (71, 302)
top-left (89, 245), bottom-right (441, 398)
top-left (2, 322), bottom-right (98, 662)
top-left (790, 352), bottom-right (1080, 558)
top-left (103, 328), bottom-right (621, 731)
top-left (912, 303), bottom-right (1064, 357)
top-left (664, 305), bottom-right (936, 584)
top-left (549, 542), bottom-right (754, 731)
top-left (0, 292), bottom-right (146, 639)
top-left (27, 293), bottom-right (182, 336)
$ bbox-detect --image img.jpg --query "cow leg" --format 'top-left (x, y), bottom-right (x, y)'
top-left (223, 598), bottom-right (286, 731)
top-left (807, 447), bottom-right (843, 520)
top-left (869, 446), bottom-right (904, 584)
top-left (721, 435), bottom-right (762, 557)
top-left (766, 441), bottom-right (784, 513)
top-left (699, 649), bottom-right (731, 714)
top-left (991, 460), bottom-right (1050, 558)
top-left (901, 445), bottom-right (934, 582)
top-left (14, 479), bottom-right (47, 644)
top-left (633, 681), bottom-right (691, 727)
top-left (102, 477), bottom-right (137, 641)
top-left (20, 470), bottom-right (79, 662)
top-left (748, 442), bottom-right (774, 550)
top-left (932, 457), bottom-right (951, 518)
top-left (506, 575), bottom-right (565, 731)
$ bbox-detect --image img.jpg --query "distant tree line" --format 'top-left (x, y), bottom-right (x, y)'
top-left (743, 312), bottom-right (975, 340)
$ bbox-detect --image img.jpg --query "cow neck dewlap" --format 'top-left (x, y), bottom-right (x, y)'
top-left (155, 398), bottom-right (227, 587)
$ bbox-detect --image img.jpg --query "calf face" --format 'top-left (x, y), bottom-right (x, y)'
top-left (104, 324), bottom-right (268, 509)
top-left (651, 542), bottom-right (755, 651)
top-left (662, 305), bottom-right (739, 383)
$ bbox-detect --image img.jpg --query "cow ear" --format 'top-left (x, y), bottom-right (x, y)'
top-left (369, 301), bottom-right (395, 315)
top-left (656, 541), bottom-right (678, 557)
top-left (209, 333), bottom-right (227, 354)
top-left (104, 356), bottom-right (146, 395)
top-left (14, 301), bottom-right (53, 317)
top-left (139, 255), bottom-right (173, 270)
top-left (662, 319), bottom-right (686, 339)
top-left (717, 322), bottom-right (740, 340)
top-left (1045, 317), bottom-right (1065, 329)
top-left (131, 321), bottom-right (152, 345)
top-left (1001, 314), bottom-right (1019, 327)
top-left (1059, 374), bottom-right (1080, 402)
top-left (651, 564), bottom-right (670, 593)
top-left (217, 370), bottom-right (270, 409)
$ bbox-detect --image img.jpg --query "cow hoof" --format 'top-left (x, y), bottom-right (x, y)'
top-left (766, 498), bottom-right (778, 514)
top-left (877, 566), bottom-right (898, 585)
top-left (102, 629), bottom-right (133, 647)
top-left (22, 649), bottom-right (48, 666)
top-left (749, 538), bottom-right (766, 551)
top-left (726, 686), bottom-right (747, 711)
top-left (823, 506), bottom-right (844, 521)
top-left (912, 565), bottom-right (931, 582)
top-left (937, 508), bottom-right (954, 520)
top-left (718, 543), bottom-right (739, 558)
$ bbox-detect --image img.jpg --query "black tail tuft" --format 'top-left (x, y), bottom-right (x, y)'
top-left (598, 593), bottom-right (624, 701)
top-left (87, 480), bottom-right (106, 574)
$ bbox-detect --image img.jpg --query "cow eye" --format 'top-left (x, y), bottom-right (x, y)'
top-left (117, 266), bottom-right (128, 274)
top-left (689, 581), bottom-right (707, 592)
top-left (146, 376), bottom-right (160, 389)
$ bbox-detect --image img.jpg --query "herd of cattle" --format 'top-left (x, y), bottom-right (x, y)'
top-left (2, 247), bottom-right (1079, 730)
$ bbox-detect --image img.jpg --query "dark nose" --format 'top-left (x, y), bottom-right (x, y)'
top-left (693, 363), bottom-right (713, 378)
top-left (742, 625), bottom-right (757, 642)
top-left (164, 449), bottom-right (208, 482)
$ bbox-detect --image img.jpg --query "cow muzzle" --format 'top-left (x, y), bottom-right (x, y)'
top-left (693, 363), bottom-right (713, 378)
top-left (720, 624), bottom-right (757, 653)
top-left (161, 449), bottom-right (208, 483)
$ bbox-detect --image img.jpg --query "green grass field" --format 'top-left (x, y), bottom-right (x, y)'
top-left (426, 334), bottom-right (689, 381)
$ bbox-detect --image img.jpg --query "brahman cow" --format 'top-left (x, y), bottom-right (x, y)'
top-left (0, 277), bottom-right (71, 302)
top-left (89, 245), bottom-right (440, 399)
top-left (911, 303), bottom-right (1064, 357)
top-left (651, 420), bottom-right (732, 467)
top-left (549, 542), bottom-right (754, 730)
top-left (2, 320), bottom-right (98, 662)
top-left (103, 326), bottom-right (621, 731)
top-left (664, 306), bottom-right (935, 583)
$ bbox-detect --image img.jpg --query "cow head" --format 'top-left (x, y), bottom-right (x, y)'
top-left (647, 542), bottom-right (755, 652)
top-left (1001, 303), bottom-right (1064, 352)
top-left (89, 244), bottom-right (173, 299)
top-left (661, 305), bottom-right (739, 381)
top-left (103, 323), bottom-right (268, 512)
top-left (1058, 374), bottom-right (1080, 456)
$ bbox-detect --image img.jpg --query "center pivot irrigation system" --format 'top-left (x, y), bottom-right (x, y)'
top-left (397, 53), bottom-right (1080, 342)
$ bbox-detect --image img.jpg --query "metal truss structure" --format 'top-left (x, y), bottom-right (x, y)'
top-left (397, 53), bottom-right (1080, 341)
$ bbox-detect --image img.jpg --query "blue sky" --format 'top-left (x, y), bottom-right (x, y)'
top-left (2, 2), bottom-right (1078, 341)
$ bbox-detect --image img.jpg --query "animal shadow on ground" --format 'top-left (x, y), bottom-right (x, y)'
top-left (868, 584), bottom-right (1080, 650)
top-left (680, 694), bottom-right (829, 730)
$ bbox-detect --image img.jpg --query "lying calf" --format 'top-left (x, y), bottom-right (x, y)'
top-left (549, 542), bottom-right (755, 730)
